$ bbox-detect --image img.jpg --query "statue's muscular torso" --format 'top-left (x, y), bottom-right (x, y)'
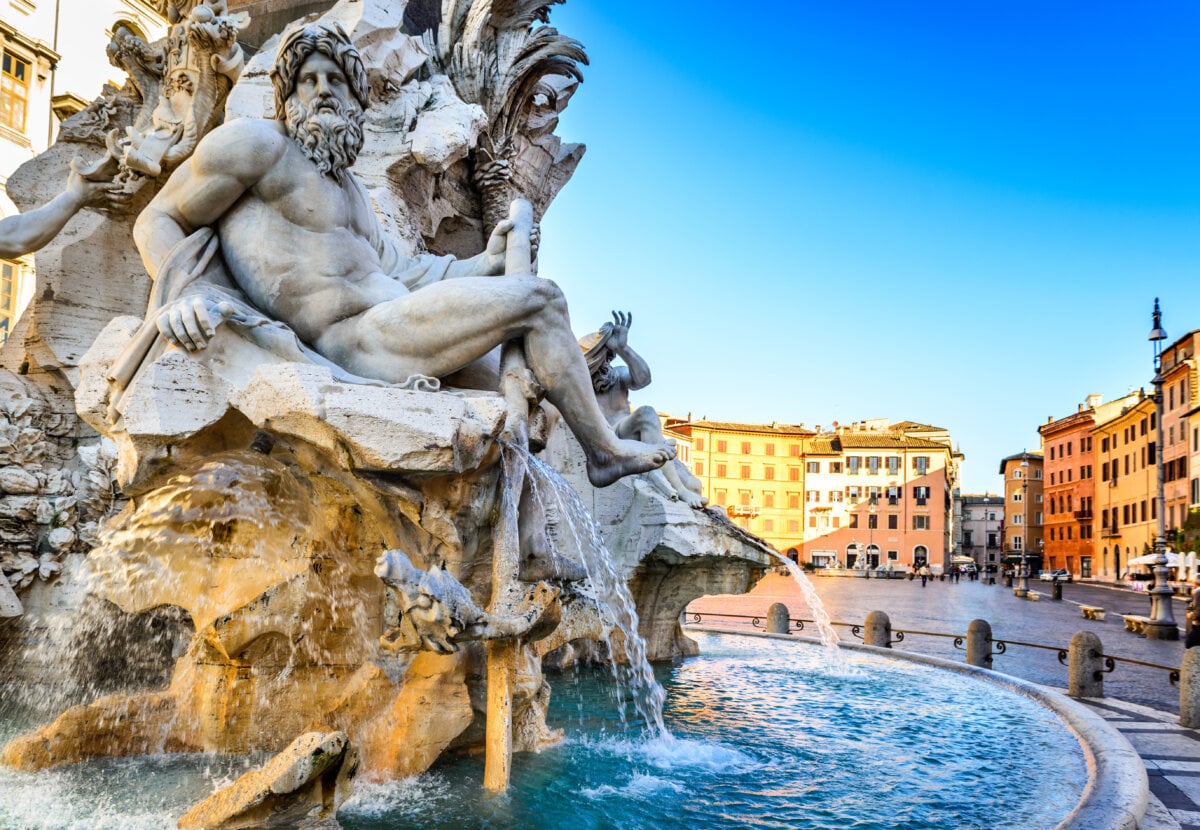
top-left (213, 121), bottom-right (407, 346)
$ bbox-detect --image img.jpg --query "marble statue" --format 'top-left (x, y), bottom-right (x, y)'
top-left (128, 22), bottom-right (671, 488)
top-left (374, 549), bottom-right (560, 654)
top-left (581, 312), bottom-right (707, 508)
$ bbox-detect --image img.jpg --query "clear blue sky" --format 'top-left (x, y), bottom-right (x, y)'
top-left (534, 1), bottom-right (1200, 495)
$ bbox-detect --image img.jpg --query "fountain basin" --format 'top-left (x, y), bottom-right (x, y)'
top-left (0, 630), bottom-right (1139, 829)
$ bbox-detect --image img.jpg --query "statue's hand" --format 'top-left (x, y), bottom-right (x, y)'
top-left (155, 295), bottom-right (236, 351)
top-left (65, 168), bottom-right (121, 209)
top-left (607, 310), bottom-right (631, 351)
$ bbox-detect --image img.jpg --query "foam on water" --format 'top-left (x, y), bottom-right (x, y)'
top-left (580, 770), bottom-right (685, 800)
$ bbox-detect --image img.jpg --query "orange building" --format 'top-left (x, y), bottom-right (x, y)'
top-left (999, 452), bottom-right (1043, 573)
top-left (1158, 330), bottom-right (1198, 536)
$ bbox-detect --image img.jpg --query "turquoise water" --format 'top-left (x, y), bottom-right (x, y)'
top-left (0, 633), bottom-right (1086, 830)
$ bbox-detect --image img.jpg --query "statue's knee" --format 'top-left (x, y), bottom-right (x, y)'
top-left (529, 277), bottom-right (567, 316)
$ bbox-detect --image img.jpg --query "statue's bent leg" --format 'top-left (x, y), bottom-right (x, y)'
top-left (317, 276), bottom-right (673, 487)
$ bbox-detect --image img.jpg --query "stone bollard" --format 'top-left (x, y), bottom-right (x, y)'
top-left (1181, 648), bottom-right (1200, 728)
top-left (863, 610), bottom-right (892, 648)
top-left (1068, 631), bottom-right (1105, 698)
top-left (965, 619), bottom-right (992, 668)
top-left (766, 602), bottom-right (790, 635)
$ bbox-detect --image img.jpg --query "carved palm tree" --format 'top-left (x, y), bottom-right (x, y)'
top-left (427, 0), bottom-right (587, 231)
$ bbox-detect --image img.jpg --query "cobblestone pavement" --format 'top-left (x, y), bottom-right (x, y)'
top-left (687, 572), bottom-right (1200, 829)
top-left (689, 573), bottom-right (1189, 712)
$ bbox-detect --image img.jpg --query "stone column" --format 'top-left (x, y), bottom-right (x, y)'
top-left (863, 610), bottom-right (891, 648)
top-left (1181, 648), bottom-right (1200, 728)
top-left (965, 619), bottom-right (992, 668)
top-left (1067, 631), bottom-right (1105, 698)
top-left (766, 603), bottom-right (790, 635)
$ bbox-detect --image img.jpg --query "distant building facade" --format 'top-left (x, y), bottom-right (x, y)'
top-left (999, 452), bottom-right (1043, 573)
top-left (959, 494), bottom-right (1002, 572)
top-left (1094, 391), bottom-right (1157, 580)
top-left (666, 417), bottom-right (961, 571)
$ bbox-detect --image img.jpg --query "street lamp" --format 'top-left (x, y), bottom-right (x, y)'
top-left (981, 495), bottom-right (991, 583)
top-left (1145, 298), bottom-right (1179, 640)
top-left (1015, 457), bottom-right (1030, 597)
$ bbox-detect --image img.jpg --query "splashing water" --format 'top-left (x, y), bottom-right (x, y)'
top-left (768, 553), bottom-right (865, 678)
top-left (514, 445), bottom-right (672, 741)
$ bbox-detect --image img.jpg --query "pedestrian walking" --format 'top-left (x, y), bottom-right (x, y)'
top-left (919, 564), bottom-right (929, 587)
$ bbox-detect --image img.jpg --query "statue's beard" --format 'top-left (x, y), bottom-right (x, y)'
top-left (284, 95), bottom-right (365, 181)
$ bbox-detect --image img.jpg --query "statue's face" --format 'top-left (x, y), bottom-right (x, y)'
top-left (293, 51), bottom-right (352, 112)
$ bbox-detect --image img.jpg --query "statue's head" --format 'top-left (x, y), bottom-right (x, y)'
top-left (579, 325), bottom-right (617, 391)
top-left (271, 22), bottom-right (369, 180)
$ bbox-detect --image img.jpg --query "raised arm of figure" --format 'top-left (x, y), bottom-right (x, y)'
top-left (606, 311), bottom-right (651, 391)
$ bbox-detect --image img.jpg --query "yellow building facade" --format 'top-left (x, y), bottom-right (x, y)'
top-left (1093, 392), bottom-right (1157, 579)
top-left (665, 417), bottom-right (960, 570)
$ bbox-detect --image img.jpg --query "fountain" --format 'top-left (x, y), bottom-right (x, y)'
top-left (0, 2), bottom-right (1147, 828)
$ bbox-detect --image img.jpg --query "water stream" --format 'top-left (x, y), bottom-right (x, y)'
top-left (769, 553), bottom-right (865, 678)
top-left (518, 446), bottom-right (670, 740)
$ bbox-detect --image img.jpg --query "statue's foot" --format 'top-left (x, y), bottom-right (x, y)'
top-left (679, 489), bottom-right (706, 509)
top-left (587, 439), bottom-right (674, 487)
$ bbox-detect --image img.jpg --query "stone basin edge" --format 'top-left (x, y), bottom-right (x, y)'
top-left (684, 624), bottom-right (1148, 830)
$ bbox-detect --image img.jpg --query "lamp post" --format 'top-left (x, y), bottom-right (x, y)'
top-left (1145, 298), bottom-right (1179, 640)
top-left (1015, 458), bottom-right (1030, 597)
top-left (981, 496), bottom-right (991, 583)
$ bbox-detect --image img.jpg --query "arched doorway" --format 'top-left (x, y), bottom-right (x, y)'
top-left (866, 544), bottom-right (881, 568)
top-left (846, 543), bottom-right (862, 569)
top-left (785, 548), bottom-right (799, 564)
top-left (913, 545), bottom-right (928, 567)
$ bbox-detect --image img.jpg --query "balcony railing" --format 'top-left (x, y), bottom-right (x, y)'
top-left (1073, 509), bottom-right (1093, 520)
top-left (727, 505), bottom-right (759, 518)
top-left (1100, 525), bottom-right (1120, 538)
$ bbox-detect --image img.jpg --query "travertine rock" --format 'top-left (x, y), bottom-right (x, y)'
top-left (177, 731), bottom-right (357, 830)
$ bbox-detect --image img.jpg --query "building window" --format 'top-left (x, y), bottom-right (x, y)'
top-left (0, 53), bottom-right (28, 132)
top-left (847, 457), bottom-right (860, 475)
top-left (1012, 514), bottom-right (1022, 525)
top-left (867, 456), bottom-right (880, 475)
top-left (788, 493), bottom-right (800, 509)
top-left (740, 464), bottom-right (750, 479)
top-left (790, 444), bottom-right (801, 457)
top-left (828, 490), bottom-right (843, 502)
top-left (715, 490), bottom-right (726, 505)
top-left (763, 519), bottom-right (774, 532)
top-left (912, 515), bottom-right (930, 530)
top-left (787, 520), bottom-right (799, 532)
top-left (829, 462), bottom-right (843, 473)
top-left (808, 516), bottom-right (817, 528)
top-left (788, 467), bottom-right (800, 481)
top-left (1013, 536), bottom-right (1023, 550)
top-left (832, 517), bottom-right (840, 528)
top-left (887, 550), bottom-right (899, 561)
top-left (717, 440), bottom-right (727, 453)
top-left (0, 261), bottom-right (15, 340)
top-left (764, 492), bottom-right (775, 508)
top-left (694, 461), bottom-right (704, 476)
top-left (913, 486), bottom-right (929, 504)
top-left (765, 443), bottom-right (774, 456)
top-left (848, 514), bottom-right (858, 528)
top-left (716, 463), bottom-right (727, 477)
top-left (806, 461), bottom-right (820, 474)
top-left (805, 490), bottom-right (820, 503)
top-left (1012, 492), bottom-right (1023, 503)
top-left (695, 438), bottom-right (704, 451)
top-left (764, 467), bottom-right (775, 480)
top-left (887, 515), bottom-right (898, 530)
top-left (846, 486), bottom-right (860, 504)
top-left (867, 514), bottom-right (878, 529)
top-left (913, 456), bottom-right (929, 475)
top-left (741, 441), bottom-right (751, 454)
top-left (887, 456), bottom-right (899, 475)
top-left (1013, 469), bottom-right (1023, 479)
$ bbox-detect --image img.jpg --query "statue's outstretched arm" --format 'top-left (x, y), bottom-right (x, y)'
top-left (0, 170), bottom-right (113, 259)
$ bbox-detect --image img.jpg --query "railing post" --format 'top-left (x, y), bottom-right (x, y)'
top-left (1068, 631), bottom-right (1105, 698)
top-left (965, 619), bottom-right (992, 668)
top-left (1181, 648), bottom-right (1200, 728)
top-left (864, 610), bottom-right (892, 648)
top-left (766, 603), bottom-right (790, 635)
